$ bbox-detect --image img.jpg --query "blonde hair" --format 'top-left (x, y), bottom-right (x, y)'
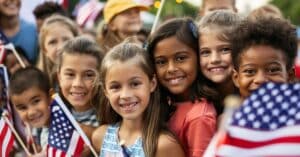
top-left (249, 4), bottom-right (283, 20)
top-left (37, 14), bottom-right (79, 87)
top-left (198, 10), bottom-right (242, 42)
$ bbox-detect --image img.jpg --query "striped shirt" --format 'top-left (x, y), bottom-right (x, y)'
top-left (71, 108), bottom-right (99, 127)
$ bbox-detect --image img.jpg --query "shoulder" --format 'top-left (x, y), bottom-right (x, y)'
top-left (187, 99), bottom-right (216, 120)
top-left (156, 133), bottom-right (185, 157)
top-left (91, 125), bottom-right (108, 153)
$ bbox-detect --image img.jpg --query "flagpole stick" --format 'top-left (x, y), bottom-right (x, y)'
top-left (25, 122), bottom-right (37, 154)
top-left (150, 0), bottom-right (166, 34)
top-left (5, 43), bottom-right (26, 68)
top-left (89, 145), bottom-right (98, 157)
top-left (3, 115), bottom-right (32, 156)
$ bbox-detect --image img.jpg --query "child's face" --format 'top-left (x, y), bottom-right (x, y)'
top-left (11, 87), bottom-right (50, 128)
top-left (104, 58), bottom-right (156, 121)
top-left (233, 45), bottom-right (291, 99)
top-left (58, 54), bottom-right (98, 112)
top-left (109, 8), bottom-right (142, 38)
top-left (154, 36), bottom-right (197, 99)
top-left (199, 31), bottom-right (233, 84)
top-left (0, 0), bottom-right (20, 17)
top-left (201, 0), bottom-right (236, 16)
top-left (43, 23), bottom-right (75, 63)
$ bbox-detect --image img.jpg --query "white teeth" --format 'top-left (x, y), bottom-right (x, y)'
top-left (169, 77), bottom-right (183, 85)
top-left (210, 67), bottom-right (224, 72)
top-left (71, 93), bottom-right (85, 96)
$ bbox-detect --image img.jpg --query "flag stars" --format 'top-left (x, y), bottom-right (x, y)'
top-left (275, 95), bottom-right (283, 103)
top-left (253, 101), bottom-right (261, 108)
top-left (262, 95), bottom-right (270, 102)
top-left (250, 94), bottom-right (258, 101)
top-left (286, 119), bottom-right (295, 126)
top-left (290, 96), bottom-right (298, 103)
top-left (266, 102), bottom-right (274, 109)
top-left (257, 107), bottom-right (265, 115)
top-left (295, 112), bottom-right (300, 120)
top-left (247, 114), bottom-right (255, 121)
top-left (293, 84), bottom-right (300, 90)
top-left (279, 115), bottom-right (287, 123)
top-left (281, 102), bottom-right (289, 110)
top-left (253, 121), bottom-right (261, 128)
top-left (269, 123), bottom-right (278, 130)
top-left (280, 84), bottom-right (288, 90)
top-left (258, 88), bottom-right (266, 95)
top-left (272, 109), bottom-right (280, 116)
top-left (284, 90), bottom-right (292, 96)
top-left (288, 108), bottom-right (296, 115)
top-left (238, 119), bottom-right (246, 126)
top-left (271, 89), bottom-right (279, 96)
top-left (243, 106), bottom-right (251, 114)
top-left (263, 115), bottom-right (270, 123)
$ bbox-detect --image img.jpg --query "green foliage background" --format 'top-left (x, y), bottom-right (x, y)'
top-left (271, 0), bottom-right (300, 25)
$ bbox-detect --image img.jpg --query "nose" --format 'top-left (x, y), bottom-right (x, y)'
top-left (73, 76), bottom-right (84, 87)
top-left (210, 51), bottom-right (221, 64)
top-left (167, 61), bottom-right (178, 74)
top-left (120, 86), bottom-right (133, 100)
top-left (254, 71), bottom-right (268, 85)
top-left (27, 107), bottom-right (37, 119)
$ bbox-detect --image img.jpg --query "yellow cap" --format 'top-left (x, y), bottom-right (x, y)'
top-left (104, 0), bottom-right (149, 24)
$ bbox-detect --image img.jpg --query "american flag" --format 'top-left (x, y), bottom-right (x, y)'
top-left (0, 109), bottom-right (15, 157)
top-left (0, 30), bottom-right (9, 64)
top-left (47, 94), bottom-right (88, 157)
top-left (205, 82), bottom-right (300, 157)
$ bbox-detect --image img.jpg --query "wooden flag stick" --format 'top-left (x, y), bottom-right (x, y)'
top-left (5, 43), bottom-right (26, 68)
top-left (25, 122), bottom-right (37, 154)
top-left (150, 0), bottom-right (166, 34)
top-left (3, 115), bottom-right (32, 156)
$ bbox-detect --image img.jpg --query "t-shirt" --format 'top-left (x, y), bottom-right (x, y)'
top-left (8, 19), bottom-right (38, 63)
top-left (168, 99), bottom-right (217, 157)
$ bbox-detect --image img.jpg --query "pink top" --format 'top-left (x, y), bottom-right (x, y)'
top-left (168, 99), bottom-right (217, 157)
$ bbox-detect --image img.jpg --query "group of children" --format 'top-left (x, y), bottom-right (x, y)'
top-left (1, 0), bottom-right (299, 156)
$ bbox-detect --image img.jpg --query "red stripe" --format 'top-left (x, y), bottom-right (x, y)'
top-left (73, 137), bottom-right (84, 156)
top-left (222, 133), bottom-right (300, 148)
top-left (6, 135), bottom-right (14, 157)
top-left (0, 124), bottom-right (9, 146)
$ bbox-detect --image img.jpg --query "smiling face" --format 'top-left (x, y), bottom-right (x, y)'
top-left (11, 87), bottom-right (50, 128)
top-left (58, 54), bottom-right (98, 112)
top-left (43, 23), bottom-right (75, 63)
top-left (104, 57), bottom-right (156, 121)
top-left (233, 45), bottom-right (290, 99)
top-left (0, 0), bottom-right (20, 17)
top-left (199, 30), bottom-right (233, 84)
top-left (109, 8), bottom-right (142, 39)
top-left (154, 36), bottom-right (197, 100)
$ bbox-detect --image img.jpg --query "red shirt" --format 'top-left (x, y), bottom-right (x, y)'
top-left (168, 99), bottom-right (217, 157)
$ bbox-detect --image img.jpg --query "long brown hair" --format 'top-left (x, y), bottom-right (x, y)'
top-left (99, 40), bottom-right (172, 157)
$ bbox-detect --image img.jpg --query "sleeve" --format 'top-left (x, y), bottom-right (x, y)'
top-left (185, 114), bottom-right (216, 157)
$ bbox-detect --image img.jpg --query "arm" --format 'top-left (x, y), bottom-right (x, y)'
top-left (156, 134), bottom-right (185, 157)
top-left (91, 125), bottom-right (108, 153)
top-left (79, 123), bottom-right (97, 140)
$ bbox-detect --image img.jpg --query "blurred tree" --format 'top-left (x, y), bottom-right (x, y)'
top-left (150, 0), bottom-right (198, 20)
top-left (271, 0), bottom-right (300, 25)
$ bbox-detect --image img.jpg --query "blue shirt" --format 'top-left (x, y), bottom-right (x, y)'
top-left (100, 123), bottom-right (145, 157)
top-left (8, 19), bottom-right (38, 63)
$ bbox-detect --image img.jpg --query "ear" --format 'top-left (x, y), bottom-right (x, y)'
top-left (150, 76), bottom-right (157, 93)
top-left (232, 69), bottom-right (240, 88)
top-left (287, 67), bottom-right (296, 83)
top-left (108, 22), bottom-right (117, 32)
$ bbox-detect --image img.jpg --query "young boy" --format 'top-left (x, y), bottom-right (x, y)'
top-left (199, 0), bottom-right (237, 16)
top-left (9, 67), bottom-right (51, 154)
top-left (231, 17), bottom-right (297, 99)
